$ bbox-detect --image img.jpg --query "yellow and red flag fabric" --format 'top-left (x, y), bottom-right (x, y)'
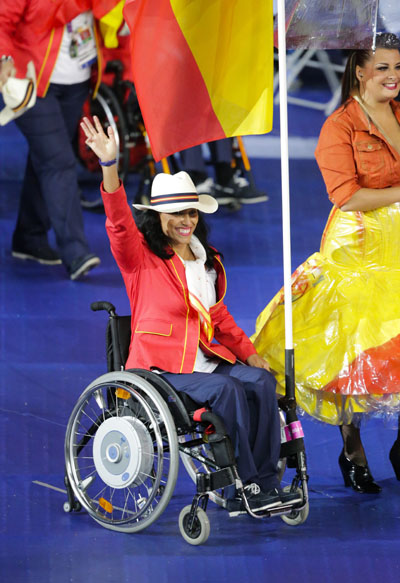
top-left (123, 0), bottom-right (274, 161)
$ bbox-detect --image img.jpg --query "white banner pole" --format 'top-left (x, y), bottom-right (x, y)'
top-left (277, 0), bottom-right (295, 395)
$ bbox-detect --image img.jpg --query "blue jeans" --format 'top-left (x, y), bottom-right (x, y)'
top-left (164, 362), bottom-right (281, 491)
top-left (14, 81), bottom-right (91, 268)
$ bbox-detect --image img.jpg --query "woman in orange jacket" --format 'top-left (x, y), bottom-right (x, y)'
top-left (80, 114), bottom-right (301, 515)
top-left (253, 32), bottom-right (400, 493)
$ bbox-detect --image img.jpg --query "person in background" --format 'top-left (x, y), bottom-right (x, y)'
top-left (178, 140), bottom-right (268, 206)
top-left (0, 0), bottom-right (122, 280)
top-left (252, 32), bottom-right (400, 494)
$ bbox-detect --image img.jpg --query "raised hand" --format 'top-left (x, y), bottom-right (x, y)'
top-left (80, 115), bottom-right (117, 163)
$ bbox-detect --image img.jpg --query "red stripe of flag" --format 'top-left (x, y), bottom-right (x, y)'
top-left (123, 0), bottom-right (225, 161)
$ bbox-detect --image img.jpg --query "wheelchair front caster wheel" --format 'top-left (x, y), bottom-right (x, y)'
top-left (178, 505), bottom-right (210, 545)
top-left (63, 500), bottom-right (82, 513)
top-left (280, 487), bottom-right (309, 526)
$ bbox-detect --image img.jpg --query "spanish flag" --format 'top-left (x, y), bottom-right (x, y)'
top-left (123, 0), bottom-right (274, 161)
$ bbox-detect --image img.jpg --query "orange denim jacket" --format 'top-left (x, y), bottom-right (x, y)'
top-left (315, 97), bottom-right (400, 208)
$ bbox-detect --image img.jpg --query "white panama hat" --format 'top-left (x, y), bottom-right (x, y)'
top-left (132, 171), bottom-right (218, 214)
top-left (0, 61), bottom-right (37, 126)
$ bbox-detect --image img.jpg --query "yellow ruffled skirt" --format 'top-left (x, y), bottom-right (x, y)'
top-left (252, 204), bottom-right (400, 425)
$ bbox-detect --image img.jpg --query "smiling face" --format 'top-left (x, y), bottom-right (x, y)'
top-left (356, 48), bottom-right (400, 104)
top-left (159, 209), bottom-right (199, 249)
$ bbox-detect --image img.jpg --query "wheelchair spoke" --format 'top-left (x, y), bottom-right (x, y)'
top-left (92, 483), bottom-right (108, 502)
top-left (77, 463), bottom-right (97, 473)
top-left (80, 408), bottom-right (102, 428)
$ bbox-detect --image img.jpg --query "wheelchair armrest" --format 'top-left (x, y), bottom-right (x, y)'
top-left (105, 59), bottom-right (124, 79)
top-left (193, 409), bottom-right (228, 438)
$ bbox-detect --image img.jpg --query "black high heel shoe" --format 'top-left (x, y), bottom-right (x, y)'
top-left (338, 450), bottom-right (382, 493)
top-left (389, 441), bottom-right (400, 481)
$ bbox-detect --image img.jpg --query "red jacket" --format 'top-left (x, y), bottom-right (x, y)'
top-left (0, 0), bottom-right (119, 97)
top-left (101, 183), bottom-right (257, 373)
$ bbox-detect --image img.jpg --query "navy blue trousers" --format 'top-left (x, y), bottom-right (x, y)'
top-left (164, 363), bottom-right (281, 491)
top-left (14, 81), bottom-right (91, 269)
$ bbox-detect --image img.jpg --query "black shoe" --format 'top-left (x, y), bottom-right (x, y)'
top-left (213, 183), bottom-right (236, 205)
top-left (12, 244), bottom-right (62, 265)
top-left (227, 484), bottom-right (282, 517)
top-left (236, 183), bottom-right (269, 204)
top-left (389, 441), bottom-right (400, 481)
top-left (338, 450), bottom-right (382, 493)
top-left (215, 173), bottom-right (268, 205)
top-left (277, 488), bottom-right (303, 505)
top-left (69, 254), bottom-right (100, 281)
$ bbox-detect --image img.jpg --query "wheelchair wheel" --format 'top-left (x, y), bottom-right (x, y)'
top-left (65, 371), bottom-right (179, 533)
top-left (78, 83), bottom-right (130, 182)
top-left (280, 486), bottom-right (309, 526)
top-left (178, 505), bottom-right (210, 545)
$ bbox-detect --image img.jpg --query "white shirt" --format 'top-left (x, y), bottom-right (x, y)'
top-left (50, 12), bottom-right (96, 85)
top-left (179, 236), bottom-right (220, 373)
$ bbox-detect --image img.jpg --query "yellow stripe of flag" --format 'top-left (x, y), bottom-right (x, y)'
top-left (170, 0), bottom-right (274, 136)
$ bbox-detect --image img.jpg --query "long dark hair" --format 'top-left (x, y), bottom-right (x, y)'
top-left (341, 32), bottom-right (400, 104)
top-left (136, 210), bottom-right (220, 269)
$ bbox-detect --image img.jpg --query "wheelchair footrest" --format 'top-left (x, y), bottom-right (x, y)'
top-left (196, 467), bottom-right (236, 493)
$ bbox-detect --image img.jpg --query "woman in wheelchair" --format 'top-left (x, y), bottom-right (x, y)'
top-left (80, 116), bottom-right (301, 515)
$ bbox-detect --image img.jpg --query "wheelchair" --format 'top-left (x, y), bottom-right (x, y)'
top-left (77, 60), bottom-right (157, 208)
top-left (64, 302), bottom-right (309, 545)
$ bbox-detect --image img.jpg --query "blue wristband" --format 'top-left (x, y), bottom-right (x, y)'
top-left (99, 158), bottom-right (117, 167)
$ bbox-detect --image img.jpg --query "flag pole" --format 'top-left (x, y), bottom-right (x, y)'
top-left (276, 0), bottom-right (295, 401)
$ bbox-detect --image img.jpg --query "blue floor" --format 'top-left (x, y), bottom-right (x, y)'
top-left (1, 98), bottom-right (400, 583)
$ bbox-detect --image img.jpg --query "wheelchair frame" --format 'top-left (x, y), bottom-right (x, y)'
top-left (78, 60), bottom-right (157, 208)
top-left (64, 301), bottom-right (309, 545)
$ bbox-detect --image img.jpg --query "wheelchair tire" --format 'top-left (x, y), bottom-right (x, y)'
top-left (78, 83), bottom-right (130, 182)
top-left (280, 486), bottom-right (309, 526)
top-left (178, 505), bottom-right (210, 545)
top-left (65, 371), bottom-right (179, 533)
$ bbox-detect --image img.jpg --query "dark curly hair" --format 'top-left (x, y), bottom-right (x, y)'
top-left (341, 32), bottom-right (400, 104)
top-left (136, 210), bottom-right (220, 269)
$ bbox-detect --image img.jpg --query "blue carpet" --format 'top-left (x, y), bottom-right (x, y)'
top-left (1, 99), bottom-right (400, 583)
